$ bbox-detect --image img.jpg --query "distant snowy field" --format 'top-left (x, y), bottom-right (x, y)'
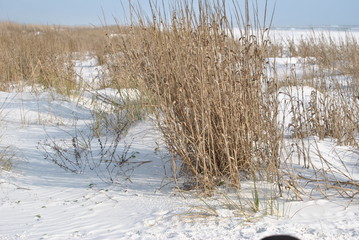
top-left (235, 26), bottom-right (359, 43)
top-left (0, 28), bottom-right (358, 240)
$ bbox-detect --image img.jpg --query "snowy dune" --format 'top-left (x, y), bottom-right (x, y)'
top-left (0, 29), bottom-right (358, 240)
top-left (232, 27), bottom-right (359, 43)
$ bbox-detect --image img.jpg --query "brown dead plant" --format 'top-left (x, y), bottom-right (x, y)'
top-left (115, 0), bottom-right (281, 193)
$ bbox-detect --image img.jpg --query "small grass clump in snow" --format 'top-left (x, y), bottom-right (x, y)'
top-left (0, 146), bottom-right (15, 171)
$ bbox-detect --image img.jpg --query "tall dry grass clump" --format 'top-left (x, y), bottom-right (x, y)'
top-left (116, 1), bottom-right (280, 192)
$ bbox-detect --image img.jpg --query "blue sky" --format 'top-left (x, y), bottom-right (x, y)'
top-left (0, 0), bottom-right (358, 27)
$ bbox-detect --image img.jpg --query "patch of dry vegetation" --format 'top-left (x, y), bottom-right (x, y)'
top-left (112, 0), bottom-right (358, 199)
top-left (269, 33), bottom-right (359, 146)
top-left (0, 1), bottom-right (357, 201)
top-left (113, 1), bottom-right (282, 193)
top-left (0, 22), bottom-right (130, 94)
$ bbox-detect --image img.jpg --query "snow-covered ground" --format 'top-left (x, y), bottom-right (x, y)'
top-left (0, 29), bottom-right (358, 240)
top-left (232, 27), bottom-right (359, 45)
top-left (269, 28), bottom-right (359, 44)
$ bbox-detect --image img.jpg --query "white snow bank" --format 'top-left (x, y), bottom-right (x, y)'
top-left (269, 29), bottom-right (359, 44)
top-left (0, 91), bottom-right (92, 125)
top-left (73, 54), bottom-right (109, 88)
top-left (232, 28), bottom-right (359, 45)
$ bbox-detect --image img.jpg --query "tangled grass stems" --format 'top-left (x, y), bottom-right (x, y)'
top-left (115, 0), bottom-right (282, 193)
top-left (114, 0), bottom-right (358, 202)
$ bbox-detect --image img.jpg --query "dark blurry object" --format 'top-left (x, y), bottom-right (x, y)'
top-left (261, 235), bottom-right (300, 240)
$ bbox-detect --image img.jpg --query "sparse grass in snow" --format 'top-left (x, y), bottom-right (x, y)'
top-left (0, 145), bottom-right (15, 171)
top-left (38, 108), bottom-right (141, 184)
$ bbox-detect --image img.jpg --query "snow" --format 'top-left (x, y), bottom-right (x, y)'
top-left (73, 53), bottom-right (108, 88)
top-left (1, 30), bottom-right (359, 240)
top-left (231, 27), bottom-right (359, 46)
top-left (268, 28), bottom-right (359, 44)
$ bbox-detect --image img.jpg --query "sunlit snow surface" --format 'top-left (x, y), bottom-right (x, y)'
top-left (0, 28), bottom-right (358, 240)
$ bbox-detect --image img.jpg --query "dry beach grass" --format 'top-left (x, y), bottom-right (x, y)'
top-left (0, 0), bottom-right (358, 216)
top-left (115, 0), bottom-right (281, 193)
top-left (113, 0), bottom-right (358, 200)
